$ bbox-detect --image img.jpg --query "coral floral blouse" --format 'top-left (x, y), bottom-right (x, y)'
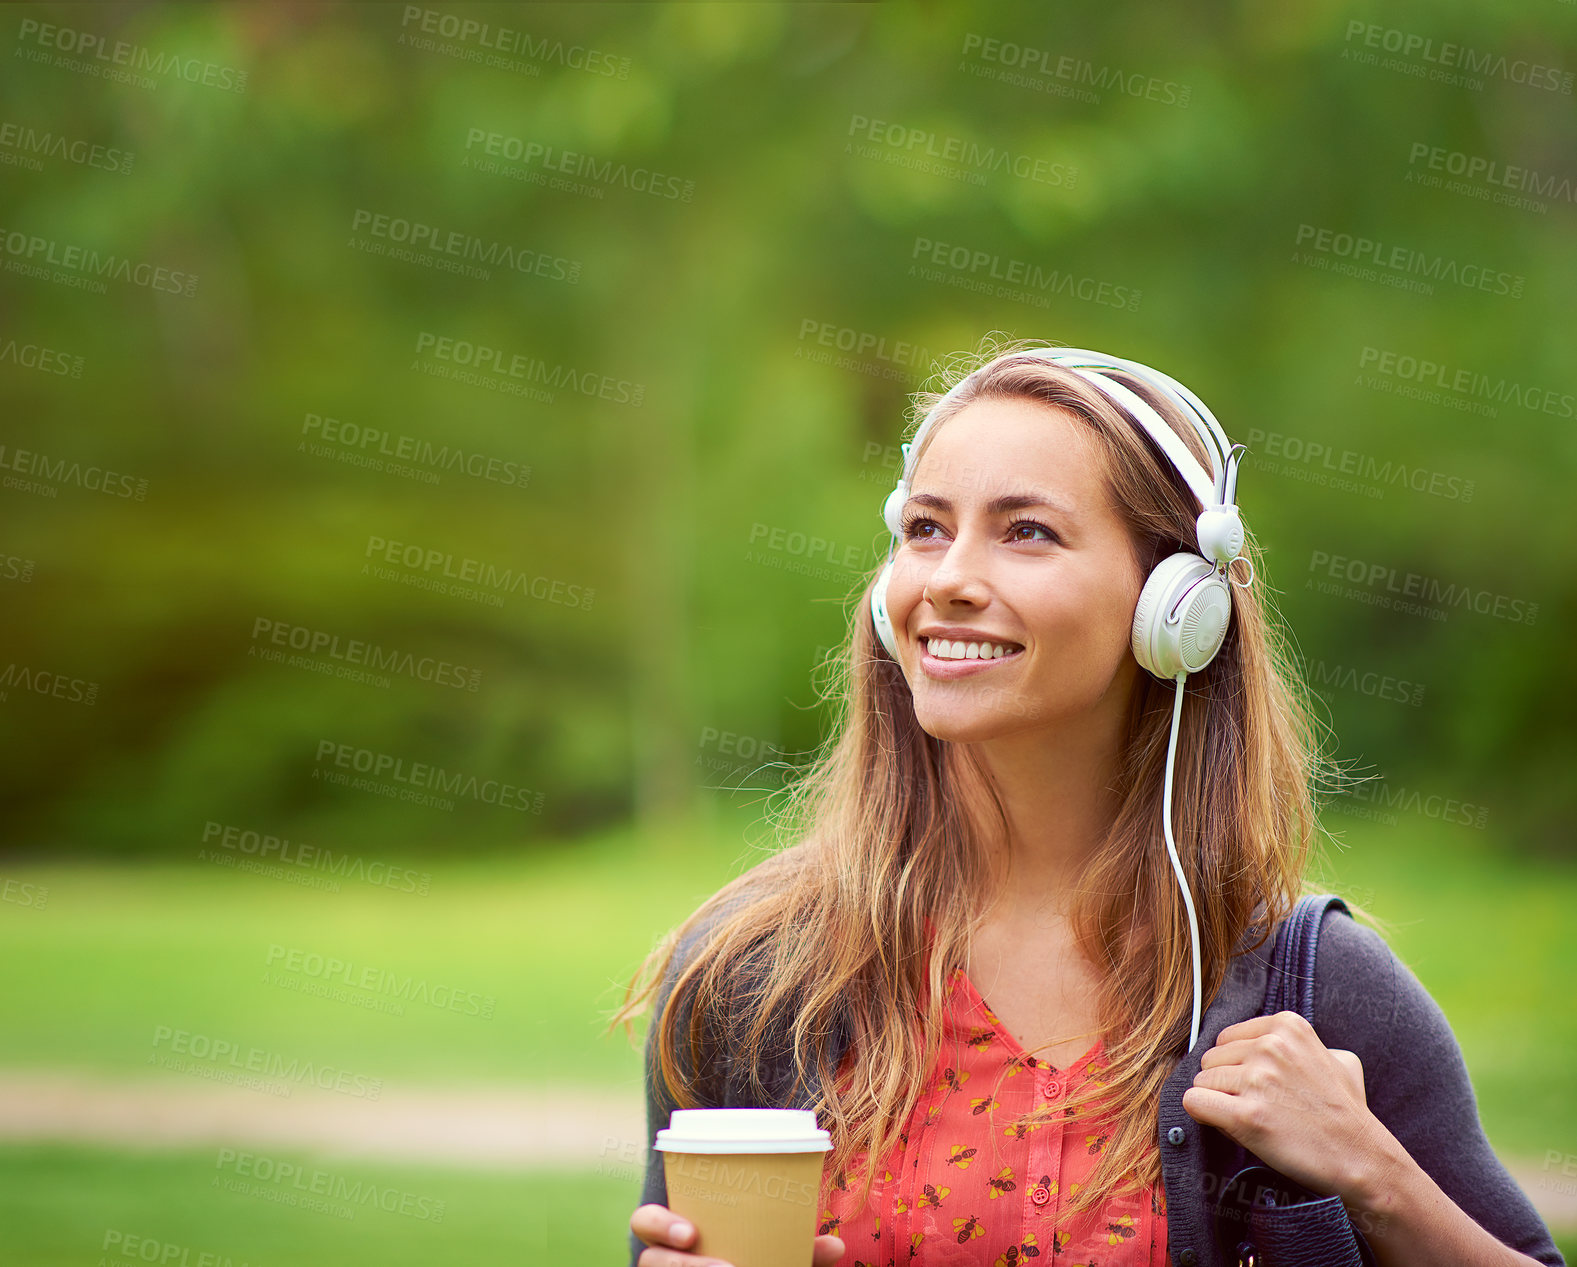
top-left (816, 939), bottom-right (1168, 1266)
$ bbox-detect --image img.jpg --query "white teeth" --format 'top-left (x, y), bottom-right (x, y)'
top-left (927, 639), bottom-right (1021, 661)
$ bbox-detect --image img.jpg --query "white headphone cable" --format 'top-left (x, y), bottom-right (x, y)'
top-left (1161, 670), bottom-right (1204, 1052)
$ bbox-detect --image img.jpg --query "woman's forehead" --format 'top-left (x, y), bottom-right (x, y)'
top-left (911, 399), bottom-right (1105, 506)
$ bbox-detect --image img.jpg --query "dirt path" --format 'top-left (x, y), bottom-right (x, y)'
top-left (0, 1069), bottom-right (647, 1170)
top-left (1, 1069), bottom-right (1573, 1233)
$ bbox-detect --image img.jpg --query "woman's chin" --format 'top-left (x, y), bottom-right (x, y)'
top-left (914, 704), bottom-right (1031, 744)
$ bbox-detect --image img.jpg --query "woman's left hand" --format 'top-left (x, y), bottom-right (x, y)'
top-left (1181, 1011), bottom-right (1386, 1200)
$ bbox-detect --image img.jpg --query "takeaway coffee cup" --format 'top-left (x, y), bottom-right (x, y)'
top-left (654, 1108), bottom-right (832, 1267)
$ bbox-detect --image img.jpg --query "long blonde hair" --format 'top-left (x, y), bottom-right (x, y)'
top-left (609, 335), bottom-right (1374, 1221)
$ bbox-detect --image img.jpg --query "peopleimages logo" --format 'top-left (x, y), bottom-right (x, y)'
top-left (0, 226), bottom-right (198, 296)
top-left (909, 236), bottom-right (1140, 312)
top-left (149, 1025), bottom-right (383, 1099)
top-left (249, 616), bottom-right (483, 691)
top-left (1341, 21), bottom-right (1573, 94)
top-left (301, 412), bottom-right (532, 490)
top-left (100, 1230), bottom-right (253, 1267)
top-left (1311, 660), bottom-right (1426, 708)
top-left (362, 533), bottom-right (596, 611)
top-left (846, 114), bottom-right (1077, 187)
top-left (0, 120), bottom-right (134, 173)
top-left (349, 208), bottom-right (581, 283)
top-left (666, 1153), bottom-right (819, 1207)
top-left (398, 5), bottom-right (629, 78)
top-left (1405, 142), bottom-right (1577, 210)
top-left (1306, 549), bottom-right (1538, 626)
top-left (313, 739), bottom-right (546, 814)
top-left (215, 1147), bottom-right (447, 1223)
top-left (1291, 224), bottom-right (1524, 298)
top-left (15, 17), bottom-right (249, 92)
top-left (958, 33), bottom-right (1192, 107)
top-left (412, 331), bottom-right (645, 406)
top-left (264, 943), bottom-right (496, 1019)
top-left (1244, 427), bottom-right (1474, 503)
top-left (0, 443), bottom-right (147, 500)
top-left (0, 336), bottom-right (83, 377)
top-left (1357, 346), bottom-right (1575, 416)
top-left (461, 129), bottom-right (692, 202)
top-left (1336, 780), bottom-right (1490, 830)
top-left (795, 319), bottom-right (935, 384)
top-left (199, 820), bottom-right (433, 895)
top-left (0, 660), bottom-right (99, 705)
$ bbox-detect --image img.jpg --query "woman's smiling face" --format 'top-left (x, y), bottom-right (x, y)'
top-left (886, 395), bottom-right (1148, 742)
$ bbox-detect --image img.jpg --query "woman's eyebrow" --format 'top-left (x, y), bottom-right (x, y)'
top-left (906, 490), bottom-right (1074, 517)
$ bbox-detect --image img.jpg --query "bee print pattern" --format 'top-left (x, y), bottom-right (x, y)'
top-left (994, 1232), bottom-right (1042, 1265)
top-left (1004, 1116), bottom-right (1049, 1141)
top-left (1106, 1213), bottom-right (1138, 1245)
top-left (819, 957), bottom-right (1166, 1265)
top-left (954, 1213), bottom-right (986, 1243)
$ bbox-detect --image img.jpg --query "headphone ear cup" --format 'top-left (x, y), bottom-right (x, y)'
top-left (871, 560), bottom-right (899, 660)
top-left (1132, 552), bottom-right (1233, 679)
top-left (882, 483), bottom-right (909, 539)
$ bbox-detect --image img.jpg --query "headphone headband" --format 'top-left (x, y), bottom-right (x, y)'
top-left (895, 347), bottom-right (1234, 509)
top-left (880, 346), bottom-right (1248, 569)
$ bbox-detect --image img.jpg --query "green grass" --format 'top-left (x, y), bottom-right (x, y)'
top-left (0, 804), bottom-right (770, 1087)
top-left (2, 807), bottom-right (1570, 1153)
top-left (0, 805), bottom-right (1573, 1262)
top-left (0, 1142), bottom-right (1571, 1265)
top-left (0, 1143), bottom-right (644, 1266)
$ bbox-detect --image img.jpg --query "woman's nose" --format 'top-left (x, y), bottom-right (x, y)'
top-left (922, 539), bottom-right (992, 604)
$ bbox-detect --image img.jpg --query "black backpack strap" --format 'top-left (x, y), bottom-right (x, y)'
top-left (1264, 893), bottom-right (1351, 1022)
top-left (1228, 893), bottom-right (1351, 1175)
top-left (1212, 893), bottom-right (1371, 1265)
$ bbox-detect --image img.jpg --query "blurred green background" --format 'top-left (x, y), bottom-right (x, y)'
top-left (0, 1), bottom-right (1573, 1263)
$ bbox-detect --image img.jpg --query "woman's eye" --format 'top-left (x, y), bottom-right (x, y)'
top-left (1006, 518), bottom-right (1056, 543)
top-left (899, 515), bottom-right (1057, 544)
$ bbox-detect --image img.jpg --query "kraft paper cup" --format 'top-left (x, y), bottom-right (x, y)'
top-left (654, 1108), bottom-right (833, 1267)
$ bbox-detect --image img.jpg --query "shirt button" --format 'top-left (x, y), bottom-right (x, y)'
top-left (1029, 1184), bottom-right (1051, 1206)
top-left (1042, 1077), bottom-right (1061, 1099)
top-left (1167, 1126), bottom-right (1186, 1146)
top-left (1179, 1250), bottom-right (1198, 1266)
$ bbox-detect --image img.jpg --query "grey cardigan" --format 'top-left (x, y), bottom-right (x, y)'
top-left (631, 897), bottom-right (1565, 1267)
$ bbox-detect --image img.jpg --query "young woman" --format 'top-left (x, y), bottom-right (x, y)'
top-left (619, 341), bottom-right (1564, 1267)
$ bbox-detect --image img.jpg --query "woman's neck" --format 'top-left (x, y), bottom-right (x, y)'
top-left (971, 722), bottom-right (1125, 919)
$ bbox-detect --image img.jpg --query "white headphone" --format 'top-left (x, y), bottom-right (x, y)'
top-left (872, 347), bottom-right (1252, 677)
top-left (869, 346), bottom-right (1253, 1052)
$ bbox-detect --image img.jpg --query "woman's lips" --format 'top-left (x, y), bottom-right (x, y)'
top-left (919, 641), bottom-right (1025, 679)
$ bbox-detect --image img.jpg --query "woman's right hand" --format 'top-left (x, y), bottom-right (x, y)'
top-left (630, 1204), bottom-right (846, 1266)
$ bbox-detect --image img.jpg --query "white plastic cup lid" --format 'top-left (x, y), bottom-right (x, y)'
top-left (654, 1108), bottom-right (833, 1154)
